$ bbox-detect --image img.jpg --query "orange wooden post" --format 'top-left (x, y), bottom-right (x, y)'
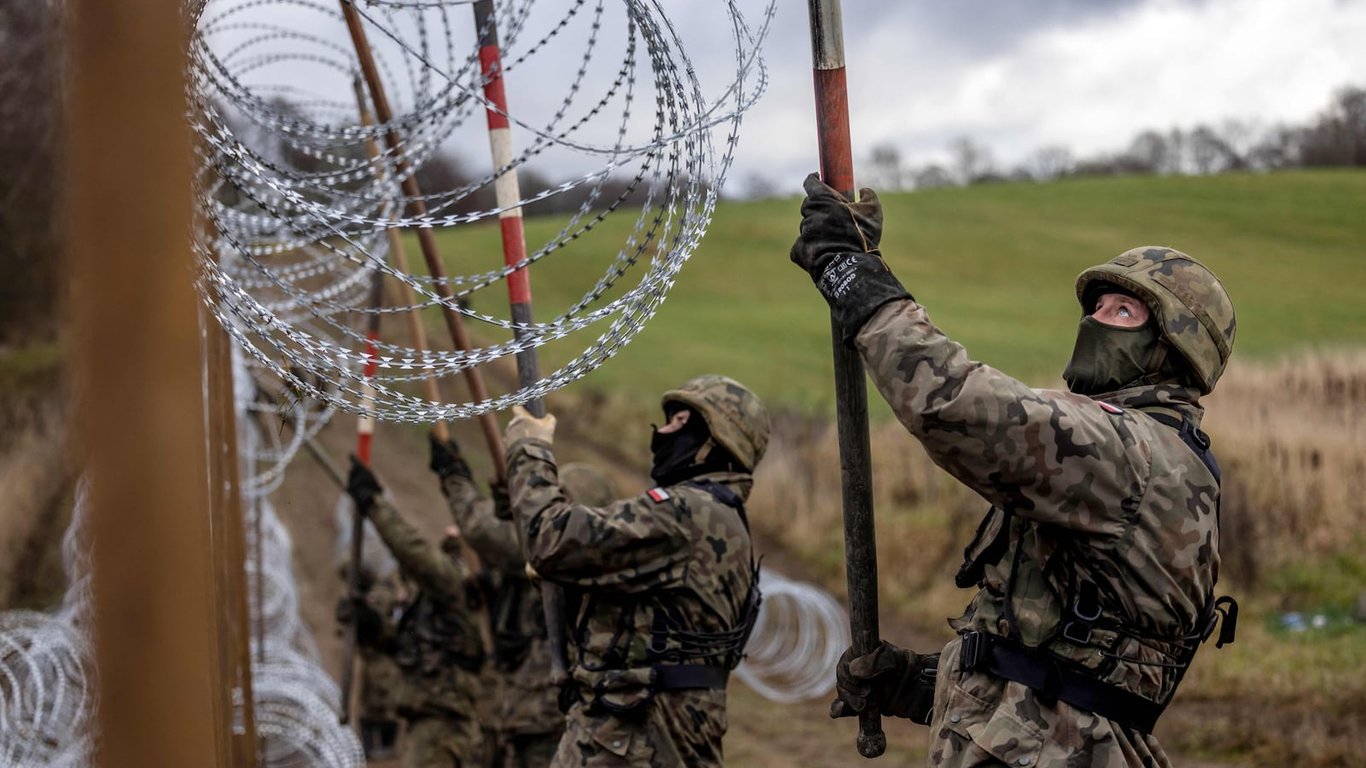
top-left (68, 0), bottom-right (230, 765)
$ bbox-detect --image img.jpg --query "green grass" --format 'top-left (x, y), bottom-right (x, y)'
top-left (426, 170), bottom-right (1366, 417)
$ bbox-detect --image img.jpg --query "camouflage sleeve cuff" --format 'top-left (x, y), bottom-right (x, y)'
top-left (508, 436), bottom-right (557, 467)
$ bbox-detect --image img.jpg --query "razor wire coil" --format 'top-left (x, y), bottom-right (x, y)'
top-left (194, 0), bottom-right (776, 422)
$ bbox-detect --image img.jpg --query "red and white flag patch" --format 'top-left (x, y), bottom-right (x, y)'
top-left (646, 488), bottom-right (671, 503)
top-left (1098, 401), bottom-right (1124, 415)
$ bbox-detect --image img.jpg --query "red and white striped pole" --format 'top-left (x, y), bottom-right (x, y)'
top-left (806, 0), bottom-right (885, 758)
top-left (470, 0), bottom-right (573, 687)
top-left (472, 0), bottom-right (542, 419)
top-left (339, 217), bottom-right (385, 725)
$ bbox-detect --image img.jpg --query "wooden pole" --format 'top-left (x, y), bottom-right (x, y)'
top-left (338, 0), bottom-right (507, 480)
top-left (207, 314), bottom-right (261, 766)
top-left (69, 0), bottom-right (227, 764)
top-left (804, 0), bottom-right (885, 758)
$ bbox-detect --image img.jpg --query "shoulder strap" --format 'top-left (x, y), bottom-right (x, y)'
top-left (1145, 412), bottom-right (1220, 484)
top-left (683, 479), bottom-right (750, 531)
top-left (954, 506), bottom-right (1012, 588)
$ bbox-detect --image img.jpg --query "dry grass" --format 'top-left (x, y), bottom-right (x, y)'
top-left (1206, 352), bottom-right (1366, 589)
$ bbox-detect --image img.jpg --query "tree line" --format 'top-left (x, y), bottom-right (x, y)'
top-left (851, 84), bottom-right (1366, 193)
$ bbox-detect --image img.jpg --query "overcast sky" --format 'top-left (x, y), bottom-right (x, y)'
top-left (224, 0), bottom-right (1366, 195)
top-left (731, 0), bottom-right (1366, 192)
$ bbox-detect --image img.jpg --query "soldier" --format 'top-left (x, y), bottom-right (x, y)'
top-left (789, 173), bottom-right (1239, 767)
top-left (428, 432), bottom-right (618, 768)
top-left (334, 542), bottom-right (405, 760)
top-left (346, 459), bottom-right (486, 768)
top-left (502, 376), bottom-right (769, 767)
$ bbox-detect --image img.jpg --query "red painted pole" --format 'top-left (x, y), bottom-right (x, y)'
top-left (805, 0), bottom-right (885, 759)
top-left (469, 0), bottom-right (573, 687)
top-left (338, 0), bottom-right (509, 481)
top-left (472, 0), bottom-right (542, 417)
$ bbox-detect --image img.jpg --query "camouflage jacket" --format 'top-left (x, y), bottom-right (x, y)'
top-left (857, 299), bottom-right (1222, 768)
top-left (508, 436), bottom-right (756, 767)
top-left (441, 472), bottom-right (562, 736)
top-left (367, 496), bottom-right (484, 721)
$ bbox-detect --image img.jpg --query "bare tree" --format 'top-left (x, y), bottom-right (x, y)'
top-left (1126, 130), bottom-right (1170, 174)
top-left (1217, 118), bottom-right (1261, 170)
top-left (866, 142), bottom-right (906, 190)
top-left (1025, 145), bottom-right (1074, 181)
top-left (911, 164), bottom-right (954, 190)
top-left (1189, 125), bottom-right (1235, 174)
top-left (1247, 125), bottom-right (1300, 170)
top-left (948, 136), bottom-right (996, 185)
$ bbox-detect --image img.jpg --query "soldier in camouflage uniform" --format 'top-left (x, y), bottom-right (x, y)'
top-left (790, 173), bottom-right (1238, 767)
top-left (347, 459), bottom-right (486, 768)
top-left (428, 432), bottom-right (617, 768)
top-left (502, 376), bottom-right (769, 767)
top-left (335, 558), bottom-right (405, 760)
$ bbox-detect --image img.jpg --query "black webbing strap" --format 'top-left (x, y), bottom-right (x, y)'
top-left (959, 631), bottom-right (1166, 734)
top-left (1146, 412), bottom-right (1220, 483)
top-left (652, 664), bottom-right (730, 691)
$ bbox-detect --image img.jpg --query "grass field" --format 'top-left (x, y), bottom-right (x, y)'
top-left (421, 169), bottom-right (1366, 765)
top-left (433, 169), bottom-right (1366, 414)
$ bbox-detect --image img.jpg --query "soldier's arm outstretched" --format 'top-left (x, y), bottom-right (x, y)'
top-left (503, 408), bottom-right (691, 592)
top-left (791, 173), bottom-right (1141, 536)
top-left (347, 458), bottom-right (467, 603)
top-left (430, 432), bottom-right (523, 568)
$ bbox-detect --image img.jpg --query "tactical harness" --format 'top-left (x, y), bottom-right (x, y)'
top-left (953, 413), bottom-right (1238, 734)
top-left (563, 480), bottom-right (762, 716)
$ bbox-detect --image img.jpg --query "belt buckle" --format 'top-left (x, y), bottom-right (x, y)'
top-left (1062, 620), bottom-right (1093, 645)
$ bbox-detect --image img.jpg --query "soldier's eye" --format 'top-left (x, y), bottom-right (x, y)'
top-left (1118, 307), bottom-right (1131, 318)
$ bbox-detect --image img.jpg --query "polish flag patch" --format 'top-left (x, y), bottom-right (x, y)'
top-left (647, 488), bottom-right (671, 503)
top-left (1098, 402), bottom-right (1124, 415)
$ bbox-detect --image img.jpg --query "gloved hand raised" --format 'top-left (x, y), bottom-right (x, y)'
top-left (790, 172), bottom-right (883, 273)
top-left (428, 431), bottom-right (473, 482)
top-left (830, 640), bottom-right (939, 726)
top-left (506, 404), bottom-right (556, 446)
top-left (790, 173), bottom-right (911, 344)
top-left (346, 456), bottom-right (383, 514)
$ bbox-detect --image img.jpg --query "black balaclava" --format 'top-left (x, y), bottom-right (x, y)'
top-left (1062, 284), bottom-right (1182, 396)
top-left (649, 404), bottom-right (743, 486)
top-left (1062, 317), bottom-right (1166, 395)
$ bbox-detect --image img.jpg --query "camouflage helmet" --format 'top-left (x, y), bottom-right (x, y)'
top-left (560, 462), bottom-right (617, 507)
top-left (1075, 246), bottom-right (1236, 394)
top-left (661, 375), bottom-right (771, 471)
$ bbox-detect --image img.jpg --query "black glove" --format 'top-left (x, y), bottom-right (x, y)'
top-left (489, 480), bottom-right (512, 521)
top-left (830, 640), bottom-right (939, 725)
top-left (790, 171), bottom-right (883, 270)
top-left (791, 173), bottom-right (911, 344)
top-left (336, 595), bottom-right (384, 647)
top-left (347, 456), bottom-right (383, 514)
top-left (429, 432), bottom-right (473, 482)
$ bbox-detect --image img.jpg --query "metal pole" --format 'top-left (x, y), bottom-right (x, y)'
top-left (805, 0), bottom-right (885, 758)
top-left (338, 257), bottom-right (384, 725)
top-left (469, 0), bottom-right (570, 686)
top-left (70, 0), bottom-right (226, 763)
top-left (338, 0), bottom-right (508, 480)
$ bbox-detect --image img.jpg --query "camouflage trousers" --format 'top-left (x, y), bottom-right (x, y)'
top-left (927, 636), bottom-right (1172, 768)
top-left (404, 714), bottom-right (484, 768)
top-left (550, 690), bottom-right (727, 768)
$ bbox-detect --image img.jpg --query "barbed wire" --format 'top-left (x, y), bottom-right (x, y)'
top-left (193, 0), bottom-right (775, 422)
top-left (736, 568), bottom-right (849, 704)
